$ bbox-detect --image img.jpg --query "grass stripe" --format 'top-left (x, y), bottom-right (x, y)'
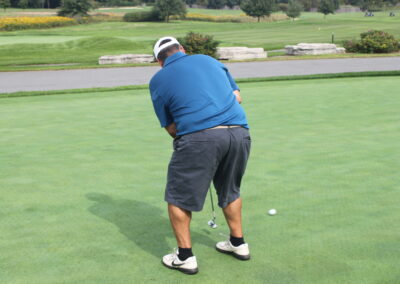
top-left (1, 70), bottom-right (400, 99)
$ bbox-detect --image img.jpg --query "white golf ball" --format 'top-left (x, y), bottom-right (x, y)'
top-left (268, 209), bottom-right (277, 216)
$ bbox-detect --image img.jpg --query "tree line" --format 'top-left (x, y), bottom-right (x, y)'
top-left (1, 0), bottom-right (398, 10)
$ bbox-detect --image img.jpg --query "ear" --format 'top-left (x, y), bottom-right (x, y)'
top-left (179, 45), bottom-right (186, 54)
top-left (157, 59), bottom-right (164, 67)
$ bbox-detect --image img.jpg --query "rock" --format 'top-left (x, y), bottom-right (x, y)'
top-left (285, 43), bottom-right (346, 55)
top-left (99, 54), bottom-right (154, 65)
top-left (217, 47), bottom-right (267, 60)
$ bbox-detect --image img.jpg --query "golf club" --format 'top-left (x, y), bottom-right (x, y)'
top-left (207, 186), bottom-right (218, 229)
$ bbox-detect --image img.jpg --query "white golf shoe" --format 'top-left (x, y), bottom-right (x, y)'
top-left (216, 240), bottom-right (250, 260)
top-left (162, 250), bottom-right (198, 275)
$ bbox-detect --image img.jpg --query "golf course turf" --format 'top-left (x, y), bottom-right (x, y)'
top-left (1, 10), bottom-right (400, 71)
top-left (1, 76), bottom-right (399, 283)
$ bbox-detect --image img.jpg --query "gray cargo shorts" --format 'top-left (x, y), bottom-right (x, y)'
top-left (165, 126), bottom-right (251, 212)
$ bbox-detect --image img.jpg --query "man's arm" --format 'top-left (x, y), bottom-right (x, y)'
top-left (165, 123), bottom-right (177, 138)
top-left (222, 64), bottom-right (242, 104)
top-left (233, 90), bottom-right (242, 104)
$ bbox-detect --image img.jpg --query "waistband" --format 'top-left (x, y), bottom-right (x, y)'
top-left (208, 125), bottom-right (241, 130)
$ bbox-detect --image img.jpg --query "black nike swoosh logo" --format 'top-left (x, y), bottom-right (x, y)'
top-left (172, 260), bottom-right (184, 267)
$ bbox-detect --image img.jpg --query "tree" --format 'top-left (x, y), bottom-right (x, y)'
top-left (58, 0), bottom-right (93, 17)
top-left (226, 0), bottom-right (240, 7)
top-left (299, 0), bottom-right (312, 10)
top-left (240, 0), bottom-right (275, 22)
top-left (18, 0), bottom-right (29, 9)
top-left (0, 0), bottom-right (11, 11)
top-left (286, 0), bottom-right (302, 20)
top-left (318, 0), bottom-right (335, 17)
top-left (153, 0), bottom-right (186, 22)
top-left (207, 0), bottom-right (226, 8)
top-left (185, 0), bottom-right (197, 7)
top-left (196, 0), bottom-right (208, 5)
top-left (358, 0), bottom-right (384, 11)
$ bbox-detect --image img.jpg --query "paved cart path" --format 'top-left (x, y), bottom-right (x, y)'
top-left (1, 57), bottom-right (400, 93)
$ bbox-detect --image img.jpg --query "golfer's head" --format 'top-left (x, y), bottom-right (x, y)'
top-left (154, 36), bottom-right (185, 67)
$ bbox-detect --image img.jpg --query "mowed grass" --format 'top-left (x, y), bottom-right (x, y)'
top-left (0, 10), bottom-right (399, 70)
top-left (1, 76), bottom-right (399, 283)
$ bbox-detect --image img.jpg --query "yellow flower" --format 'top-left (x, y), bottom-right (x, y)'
top-left (0, 16), bottom-right (76, 31)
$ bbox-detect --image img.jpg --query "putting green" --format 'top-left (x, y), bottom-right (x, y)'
top-left (0, 76), bottom-right (399, 283)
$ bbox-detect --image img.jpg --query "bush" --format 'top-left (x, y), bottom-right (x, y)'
top-left (178, 32), bottom-right (220, 58)
top-left (123, 11), bottom-right (161, 22)
top-left (343, 30), bottom-right (399, 53)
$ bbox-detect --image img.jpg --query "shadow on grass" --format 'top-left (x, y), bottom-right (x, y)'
top-left (86, 193), bottom-right (215, 258)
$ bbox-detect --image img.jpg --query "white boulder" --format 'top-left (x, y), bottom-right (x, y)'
top-left (217, 47), bottom-right (267, 60)
top-left (99, 54), bottom-right (154, 65)
top-left (285, 43), bottom-right (345, 55)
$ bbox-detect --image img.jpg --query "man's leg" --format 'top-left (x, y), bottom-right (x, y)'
top-left (217, 197), bottom-right (250, 260)
top-left (162, 203), bottom-right (198, 274)
top-left (222, 198), bottom-right (243, 238)
top-left (168, 203), bottom-right (192, 248)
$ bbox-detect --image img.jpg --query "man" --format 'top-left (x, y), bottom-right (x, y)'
top-left (149, 36), bottom-right (251, 275)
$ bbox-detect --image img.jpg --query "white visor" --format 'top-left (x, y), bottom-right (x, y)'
top-left (153, 36), bottom-right (180, 59)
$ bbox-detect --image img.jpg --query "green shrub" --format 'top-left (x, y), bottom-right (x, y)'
top-left (343, 30), bottom-right (399, 53)
top-left (123, 11), bottom-right (160, 22)
top-left (178, 32), bottom-right (220, 58)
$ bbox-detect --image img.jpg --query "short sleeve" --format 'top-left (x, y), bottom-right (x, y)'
top-left (221, 64), bottom-right (240, 91)
top-left (151, 95), bottom-right (173, 128)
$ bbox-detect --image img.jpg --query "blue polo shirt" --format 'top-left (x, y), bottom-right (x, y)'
top-left (149, 52), bottom-right (248, 136)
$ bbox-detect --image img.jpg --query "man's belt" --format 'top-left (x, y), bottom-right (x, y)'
top-left (208, 125), bottom-right (241, 130)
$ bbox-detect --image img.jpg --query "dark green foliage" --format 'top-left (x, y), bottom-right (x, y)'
top-left (95, 0), bottom-right (139, 6)
top-left (343, 30), bottom-right (399, 53)
top-left (318, 0), bottom-right (335, 17)
top-left (226, 0), bottom-right (241, 7)
top-left (185, 0), bottom-right (197, 6)
top-left (286, 0), bottom-right (302, 19)
top-left (358, 0), bottom-right (384, 11)
top-left (207, 0), bottom-right (226, 8)
top-left (106, 0), bottom-right (140, 6)
top-left (299, 0), bottom-right (312, 10)
top-left (178, 32), bottom-right (220, 58)
top-left (196, 0), bottom-right (209, 5)
top-left (153, 0), bottom-right (186, 22)
top-left (123, 10), bottom-right (161, 22)
top-left (18, 0), bottom-right (29, 9)
top-left (58, 0), bottom-right (93, 17)
top-left (0, 0), bottom-right (11, 11)
top-left (278, 3), bottom-right (288, 11)
top-left (240, 0), bottom-right (275, 22)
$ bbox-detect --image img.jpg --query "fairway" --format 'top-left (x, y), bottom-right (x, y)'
top-left (1, 76), bottom-right (399, 283)
top-left (1, 10), bottom-right (399, 70)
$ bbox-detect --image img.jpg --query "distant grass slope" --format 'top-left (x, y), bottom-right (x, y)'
top-left (0, 76), bottom-right (399, 283)
top-left (0, 10), bottom-right (399, 70)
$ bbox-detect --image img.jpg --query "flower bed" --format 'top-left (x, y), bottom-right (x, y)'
top-left (0, 16), bottom-right (76, 31)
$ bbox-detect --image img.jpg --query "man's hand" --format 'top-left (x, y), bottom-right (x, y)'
top-left (233, 90), bottom-right (242, 104)
top-left (165, 123), bottom-right (177, 138)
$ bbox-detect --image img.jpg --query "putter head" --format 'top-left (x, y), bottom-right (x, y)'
top-left (208, 220), bottom-right (218, 229)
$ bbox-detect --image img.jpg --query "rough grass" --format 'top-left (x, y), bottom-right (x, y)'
top-left (0, 10), bottom-right (399, 70)
top-left (0, 76), bottom-right (399, 283)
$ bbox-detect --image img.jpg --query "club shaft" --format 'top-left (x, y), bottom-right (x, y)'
top-left (209, 186), bottom-right (216, 220)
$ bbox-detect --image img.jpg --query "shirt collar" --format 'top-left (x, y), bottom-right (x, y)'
top-left (164, 52), bottom-right (187, 67)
